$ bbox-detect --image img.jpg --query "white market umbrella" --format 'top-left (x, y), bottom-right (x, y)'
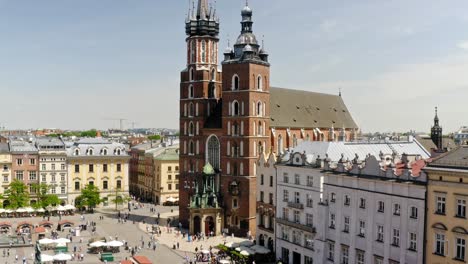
top-left (4, 209), bottom-right (12, 213)
top-left (56, 242), bottom-right (67, 247)
top-left (90, 241), bottom-right (107, 247)
top-left (40, 254), bottom-right (54, 262)
top-left (166, 197), bottom-right (177, 202)
top-left (36, 208), bottom-right (46, 213)
top-left (0, 209), bottom-right (5, 213)
top-left (24, 207), bottom-right (35, 213)
top-left (54, 238), bottom-right (71, 244)
top-left (53, 253), bottom-right (72, 261)
top-left (106, 240), bottom-right (123, 247)
top-left (225, 242), bottom-right (239, 248)
top-left (16, 208), bottom-right (26, 213)
top-left (201, 249), bottom-right (210, 254)
top-left (219, 260), bottom-right (230, 264)
top-left (251, 245), bottom-right (270, 254)
top-left (239, 240), bottom-right (254, 247)
top-left (240, 250), bottom-right (250, 256)
top-left (56, 205), bottom-right (66, 211)
top-left (38, 238), bottom-right (55, 244)
top-left (63, 204), bottom-right (75, 210)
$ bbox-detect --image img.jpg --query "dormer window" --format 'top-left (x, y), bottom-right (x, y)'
top-left (115, 149), bottom-right (122, 155)
top-left (74, 149), bottom-right (80, 156)
top-left (101, 148), bottom-right (108, 155)
top-left (86, 148), bottom-right (94, 156)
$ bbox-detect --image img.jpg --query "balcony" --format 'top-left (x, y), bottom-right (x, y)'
top-left (288, 201), bottom-right (304, 210)
top-left (276, 217), bottom-right (316, 234)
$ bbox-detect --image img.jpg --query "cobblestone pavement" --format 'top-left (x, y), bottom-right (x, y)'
top-left (0, 202), bottom-right (190, 264)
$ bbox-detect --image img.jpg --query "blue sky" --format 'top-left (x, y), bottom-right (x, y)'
top-left (1, 0), bottom-right (467, 133)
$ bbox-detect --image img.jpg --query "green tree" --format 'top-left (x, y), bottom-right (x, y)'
top-left (148, 135), bottom-right (161, 140)
top-left (31, 183), bottom-right (61, 208)
top-left (108, 188), bottom-right (131, 211)
top-left (76, 184), bottom-right (101, 211)
top-left (80, 129), bottom-right (98, 138)
top-left (5, 180), bottom-right (30, 209)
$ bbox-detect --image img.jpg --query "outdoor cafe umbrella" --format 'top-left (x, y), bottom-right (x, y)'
top-left (251, 245), bottom-right (271, 254)
top-left (239, 240), bottom-right (254, 247)
top-left (0, 209), bottom-right (5, 213)
top-left (15, 208), bottom-right (26, 213)
top-left (40, 254), bottom-right (54, 262)
top-left (53, 253), bottom-right (72, 261)
top-left (63, 204), bottom-right (75, 210)
top-left (225, 242), bottom-right (239, 248)
top-left (219, 260), bottom-right (230, 264)
top-left (38, 238), bottom-right (55, 245)
top-left (106, 240), bottom-right (124, 247)
top-left (56, 205), bottom-right (66, 211)
top-left (4, 209), bottom-right (12, 214)
top-left (240, 250), bottom-right (250, 256)
top-left (36, 208), bottom-right (46, 213)
top-left (90, 241), bottom-right (107, 247)
top-left (24, 207), bottom-right (35, 213)
top-left (54, 238), bottom-right (71, 244)
top-left (166, 197), bottom-right (177, 203)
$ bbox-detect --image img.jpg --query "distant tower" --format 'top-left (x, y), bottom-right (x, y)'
top-left (431, 107), bottom-right (443, 150)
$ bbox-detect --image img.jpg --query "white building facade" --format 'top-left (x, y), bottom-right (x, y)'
top-left (36, 138), bottom-right (68, 204)
top-left (320, 155), bottom-right (426, 264)
top-left (256, 152), bottom-right (277, 253)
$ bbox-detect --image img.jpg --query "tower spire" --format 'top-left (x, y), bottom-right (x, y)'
top-left (197, 0), bottom-right (208, 19)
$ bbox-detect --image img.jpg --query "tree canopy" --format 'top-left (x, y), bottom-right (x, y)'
top-left (148, 135), bottom-right (161, 140)
top-left (5, 180), bottom-right (30, 209)
top-left (76, 184), bottom-right (101, 210)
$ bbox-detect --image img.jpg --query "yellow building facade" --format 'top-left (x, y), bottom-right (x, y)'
top-left (0, 143), bottom-right (11, 195)
top-left (426, 146), bottom-right (468, 263)
top-left (151, 147), bottom-right (179, 205)
top-left (66, 139), bottom-right (130, 207)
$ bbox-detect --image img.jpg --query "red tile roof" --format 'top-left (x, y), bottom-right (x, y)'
top-left (133, 255), bottom-right (152, 264)
top-left (34, 226), bottom-right (46, 233)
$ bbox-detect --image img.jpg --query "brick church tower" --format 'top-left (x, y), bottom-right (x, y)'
top-left (179, 1), bottom-right (270, 236)
top-left (179, 0), bottom-right (222, 228)
top-left (220, 3), bottom-right (270, 234)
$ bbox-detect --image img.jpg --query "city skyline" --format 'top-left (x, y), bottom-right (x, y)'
top-left (0, 0), bottom-right (467, 132)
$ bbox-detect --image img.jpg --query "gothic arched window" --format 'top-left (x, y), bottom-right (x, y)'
top-left (188, 103), bottom-right (194, 117)
top-left (257, 75), bottom-right (262, 90)
top-left (201, 40), bottom-right (206, 63)
top-left (191, 41), bottom-right (196, 63)
top-left (232, 75), bottom-right (240, 90)
top-left (188, 85), bottom-right (194, 98)
top-left (211, 68), bottom-right (216, 81)
top-left (189, 67), bottom-right (194, 81)
top-left (232, 101), bottom-right (240, 116)
top-left (257, 101), bottom-right (262, 116)
top-left (188, 122), bottom-right (194, 136)
top-left (207, 135), bottom-right (220, 170)
top-left (189, 140), bottom-right (195, 154)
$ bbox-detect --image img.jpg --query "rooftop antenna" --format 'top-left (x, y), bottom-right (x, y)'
top-left (262, 35), bottom-right (265, 49)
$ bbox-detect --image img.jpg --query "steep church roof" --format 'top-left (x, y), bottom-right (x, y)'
top-left (269, 87), bottom-right (358, 129)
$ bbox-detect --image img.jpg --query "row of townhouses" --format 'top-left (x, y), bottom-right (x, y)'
top-left (257, 134), bottom-right (468, 264)
top-left (0, 136), bottom-right (129, 207)
top-left (129, 139), bottom-right (180, 205)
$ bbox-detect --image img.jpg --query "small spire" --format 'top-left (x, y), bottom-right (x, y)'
top-left (339, 87), bottom-right (342, 97)
top-left (435, 106), bottom-right (438, 116)
top-left (246, 0), bottom-right (249, 6)
top-left (262, 35), bottom-right (265, 49)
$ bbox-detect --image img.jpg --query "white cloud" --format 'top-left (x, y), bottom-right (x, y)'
top-left (319, 19), bottom-right (338, 33)
top-left (457, 41), bottom-right (468, 50)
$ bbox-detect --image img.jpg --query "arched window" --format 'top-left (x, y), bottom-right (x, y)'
top-left (232, 75), bottom-right (240, 90)
top-left (306, 134), bottom-right (310, 141)
top-left (233, 122), bottom-right (239, 136)
top-left (233, 163), bottom-right (238, 176)
top-left (278, 135), bottom-right (283, 154)
top-left (74, 149), bottom-right (80, 156)
top-left (188, 103), bottom-right (194, 117)
top-left (191, 41), bottom-right (196, 63)
top-left (116, 149), bottom-right (122, 155)
top-left (201, 40), bottom-right (206, 63)
top-left (87, 148), bottom-right (94, 156)
top-left (188, 122), bottom-right (194, 136)
top-left (188, 85), bottom-right (194, 98)
top-left (207, 135), bottom-right (220, 170)
top-left (257, 75), bottom-right (262, 90)
top-left (257, 101), bottom-right (262, 116)
top-left (211, 43), bottom-right (216, 63)
top-left (189, 68), bottom-right (194, 81)
top-left (258, 121), bottom-right (262, 135)
top-left (211, 68), bottom-right (216, 81)
top-left (101, 148), bottom-right (108, 155)
top-left (189, 140), bottom-right (195, 154)
top-left (232, 101), bottom-right (240, 116)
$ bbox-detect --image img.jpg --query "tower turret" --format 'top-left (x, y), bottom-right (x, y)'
top-left (431, 107), bottom-right (443, 150)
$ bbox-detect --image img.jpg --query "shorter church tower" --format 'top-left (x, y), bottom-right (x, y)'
top-left (431, 107), bottom-right (443, 150)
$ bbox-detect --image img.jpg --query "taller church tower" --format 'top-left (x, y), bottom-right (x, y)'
top-left (220, 3), bottom-right (270, 235)
top-left (179, 0), bottom-right (222, 228)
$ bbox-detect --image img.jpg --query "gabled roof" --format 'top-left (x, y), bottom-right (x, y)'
top-left (269, 87), bottom-right (358, 129)
top-left (428, 146), bottom-right (468, 169)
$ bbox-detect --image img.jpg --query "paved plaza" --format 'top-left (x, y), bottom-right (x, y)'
top-left (0, 202), bottom-right (254, 264)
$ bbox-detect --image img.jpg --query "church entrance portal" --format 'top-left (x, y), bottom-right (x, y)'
top-left (193, 216), bottom-right (201, 234)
